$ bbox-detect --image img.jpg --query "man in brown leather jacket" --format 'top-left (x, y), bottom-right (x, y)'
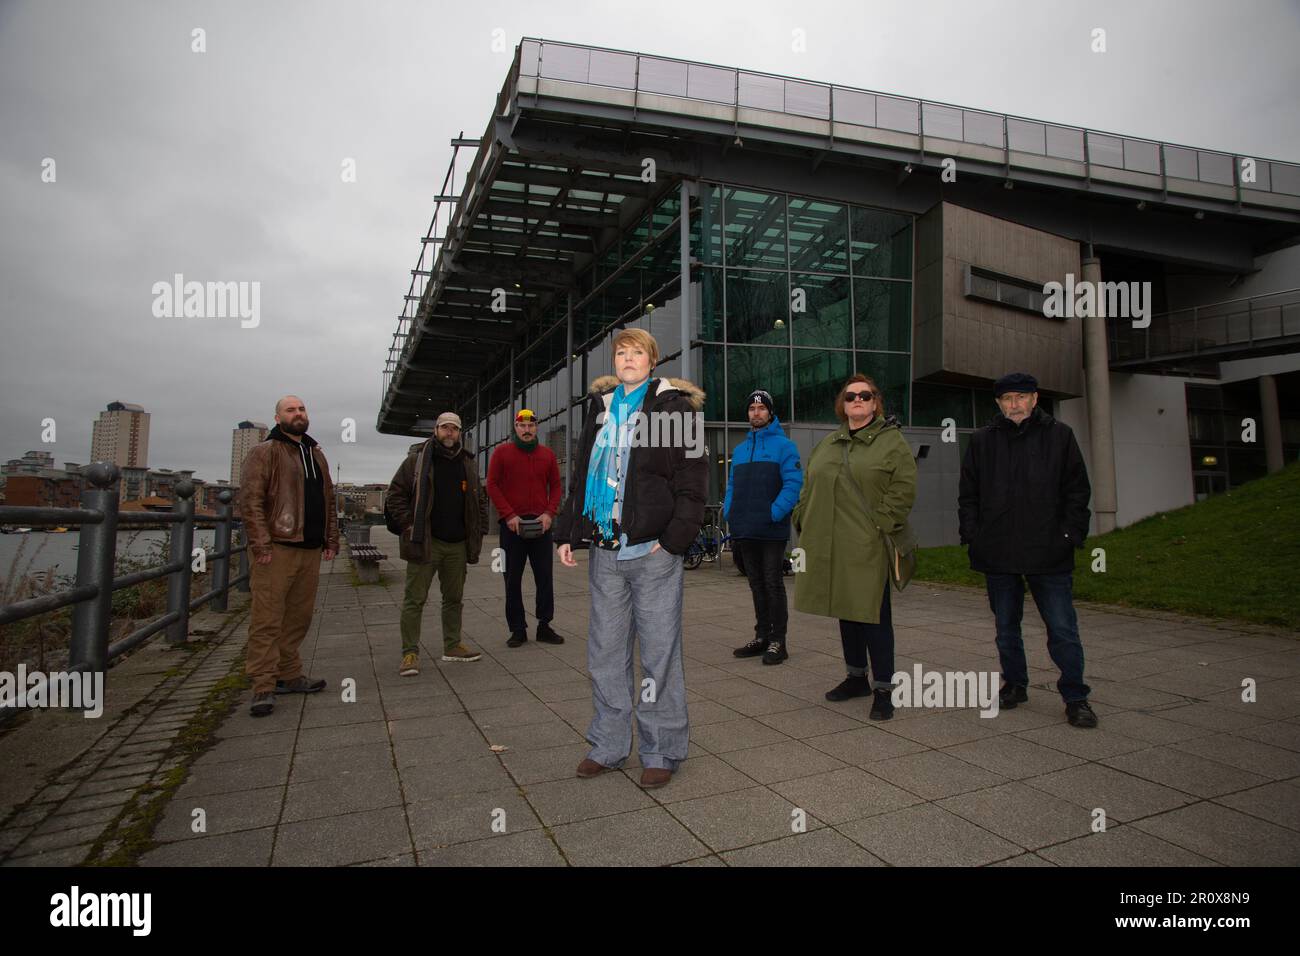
top-left (240, 396), bottom-right (339, 717)
top-left (386, 411), bottom-right (488, 673)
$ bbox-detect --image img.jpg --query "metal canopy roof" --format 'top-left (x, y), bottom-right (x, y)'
top-left (378, 38), bottom-right (1300, 437)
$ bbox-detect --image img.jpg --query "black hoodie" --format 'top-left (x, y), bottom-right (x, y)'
top-left (270, 425), bottom-right (326, 549)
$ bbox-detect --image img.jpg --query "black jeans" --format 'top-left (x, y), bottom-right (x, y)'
top-left (839, 586), bottom-right (895, 691)
top-left (500, 520), bottom-right (554, 634)
top-left (733, 538), bottom-right (789, 645)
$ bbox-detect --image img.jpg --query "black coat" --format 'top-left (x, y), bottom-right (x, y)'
top-left (554, 375), bottom-right (708, 555)
top-left (958, 406), bottom-right (1092, 575)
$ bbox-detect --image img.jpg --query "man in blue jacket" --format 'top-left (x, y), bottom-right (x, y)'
top-left (724, 389), bottom-right (803, 665)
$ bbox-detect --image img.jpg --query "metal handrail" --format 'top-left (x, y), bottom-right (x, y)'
top-left (1110, 287), bottom-right (1300, 364)
top-left (517, 38), bottom-right (1299, 196)
top-left (0, 464), bottom-right (251, 693)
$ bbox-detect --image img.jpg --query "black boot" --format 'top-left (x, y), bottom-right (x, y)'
top-left (507, 631), bottom-right (527, 648)
top-left (535, 622), bottom-right (565, 645)
top-left (825, 674), bottom-right (872, 702)
top-left (869, 689), bottom-right (895, 721)
top-left (999, 684), bottom-right (1028, 709)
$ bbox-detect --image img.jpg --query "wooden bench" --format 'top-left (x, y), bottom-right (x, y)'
top-left (349, 544), bottom-right (388, 583)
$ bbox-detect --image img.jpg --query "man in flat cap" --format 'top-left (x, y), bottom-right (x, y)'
top-left (387, 411), bottom-right (488, 672)
top-left (487, 408), bottom-right (564, 648)
top-left (958, 372), bottom-right (1097, 727)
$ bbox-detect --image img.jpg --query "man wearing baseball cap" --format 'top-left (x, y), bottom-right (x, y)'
top-left (723, 388), bottom-right (803, 664)
top-left (487, 409), bottom-right (564, 648)
top-left (386, 410), bottom-right (488, 672)
top-left (958, 372), bottom-right (1097, 727)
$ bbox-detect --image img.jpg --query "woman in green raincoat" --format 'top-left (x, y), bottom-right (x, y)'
top-left (791, 374), bottom-right (917, 719)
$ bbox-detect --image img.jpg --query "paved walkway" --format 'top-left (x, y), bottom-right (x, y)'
top-left (4, 528), bottom-right (1299, 866)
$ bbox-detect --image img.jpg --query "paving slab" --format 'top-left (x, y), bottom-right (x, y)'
top-left (836, 803), bottom-right (1020, 866)
top-left (552, 807), bottom-right (708, 866)
top-left (1023, 763), bottom-right (1196, 823)
top-left (670, 786), bottom-right (824, 852)
top-left (770, 766), bottom-right (922, 824)
top-left (937, 781), bottom-right (1099, 850)
top-left (720, 827), bottom-right (886, 867)
top-left (417, 830), bottom-right (566, 867)
top-left (272, 807), bottom-right (411, 867)
top-left (153, 786), bottom-right (283, 841)
top-left (1130, 802), bottom-right (1300, 866)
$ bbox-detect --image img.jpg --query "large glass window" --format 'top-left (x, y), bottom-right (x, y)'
top-left (853, 279), bottom-right (911, 352)
top-left (792, 348), bottom-right (851, 423)
top-left (727, 346), bottom-right (792, 421)
top-left (855, 352), bottom-right (911, 422)
top-left (850, 208), bottom-right (912, 279)
top-left (724, 188), bottom-right (787, 269)
top-left (702, 344), bottom-right (726, 420)
top-left (912, 382), bottom-right (973, 428)
top-left (787, 197), bottom-right (849, 274)
top-left (789, 273), bottom-right (852, 349)
top-left (698, 267), bottom-right (724, 341)
top-left (697, 184), bottom-right (724, 266)
top-left (726, 269), bottom-right (790, 345)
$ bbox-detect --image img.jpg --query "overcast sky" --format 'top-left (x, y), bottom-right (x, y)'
top-left (2, 0), bottom-right (1298, 485)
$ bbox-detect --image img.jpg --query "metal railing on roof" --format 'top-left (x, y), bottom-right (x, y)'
top-left (518, 38), bottom-right (1300, 199)
top-left (1109, 287), bottom-right (1300, 366)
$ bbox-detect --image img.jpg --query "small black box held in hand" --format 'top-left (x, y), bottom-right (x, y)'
top-left (516, 516), bottom-right (545, 539)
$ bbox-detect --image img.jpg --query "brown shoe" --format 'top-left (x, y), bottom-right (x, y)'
top-left (639, 768), bottom-right (672, 789)
top-left (576, 758), bottom-right (611, 778)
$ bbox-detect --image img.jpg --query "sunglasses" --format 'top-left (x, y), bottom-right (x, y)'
top-left (844, 391), bottom-right (875, 403)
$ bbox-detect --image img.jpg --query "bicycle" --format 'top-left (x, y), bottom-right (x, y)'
top-left (684, 519), bottom-right (729, 571)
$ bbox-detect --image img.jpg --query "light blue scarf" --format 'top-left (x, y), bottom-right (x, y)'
top-left (583, 378), bottom-right (650, 540)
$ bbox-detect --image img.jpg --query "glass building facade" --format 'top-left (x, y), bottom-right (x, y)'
top-left (474, 179), bottom-right (935, 508)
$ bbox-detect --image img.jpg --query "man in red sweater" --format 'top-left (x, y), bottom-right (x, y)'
top-left (487, 409), bottom-right (564, 647)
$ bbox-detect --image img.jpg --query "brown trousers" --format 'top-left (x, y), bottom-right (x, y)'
top-left (247, 544), bottom-right (322, 694)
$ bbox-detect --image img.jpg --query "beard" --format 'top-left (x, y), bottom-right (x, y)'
top-left (438, 435), bottom-right (459, 448)
top-left (283, 418), bottom-right (309, 435)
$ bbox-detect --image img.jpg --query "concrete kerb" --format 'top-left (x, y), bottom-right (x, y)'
top-left (0, 596), bottom-right (253, 866)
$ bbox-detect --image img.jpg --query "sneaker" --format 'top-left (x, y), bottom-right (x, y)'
top-left (250, 692), bottom-right (274, 717)
top-left (399, 653), bottom-right (420, 676)
top-left (507, 631), bottom-right (527, 648)
top-left (825, 674), bottom-right (872, 702)
top-left (441, 644), bottom-right (482, 663)
top-left (869, 689), bottom-right (895, 721)
top-left (535, 623), bottom-right (565, 645)
top-left (761, 641), bottom-right (788, 665)
top-left (275, 675), bottom-right (326, 694)
top-left (999, 683), bottom-right (1029, 709)
top-left (733, 639), bottom-right (766, 658)
top-left (1066, 700), bottom-right (1098, 728)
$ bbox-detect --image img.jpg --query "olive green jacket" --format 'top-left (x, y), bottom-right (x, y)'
top-left (792, 417), bottom-right (917, 624)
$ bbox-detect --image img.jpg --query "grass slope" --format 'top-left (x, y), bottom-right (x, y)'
top-left (915, 461), bottom-right (1300, 630)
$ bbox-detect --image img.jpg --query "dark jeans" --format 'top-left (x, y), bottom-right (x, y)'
top-left (985, 572), bottom-right (1090, 703)
top-left (839, 586), bottom-right (894, 691)
top-left (500, 520), bottom-right (554, 634)
top-left (734, 538), bottom-right (789, 646)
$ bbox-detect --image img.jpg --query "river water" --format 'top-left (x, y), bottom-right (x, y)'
top-left (0, 529), bottom-right (220, 583)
